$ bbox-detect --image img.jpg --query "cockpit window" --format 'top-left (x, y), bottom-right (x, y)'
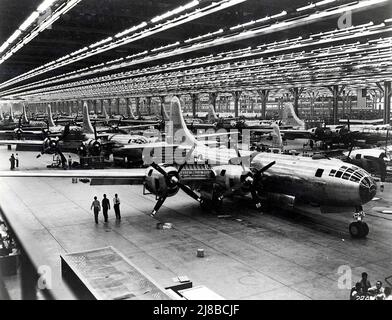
top-left (342, 172), bottom-right (351, 180)
top-left (350, 175), bottom-right (360, 182)
top-left (315, 169), bottom-right (324, 177)
top-left (335, 171), bottom-right (343, 178)
top-left (329, 169), bottom-right (336, 177)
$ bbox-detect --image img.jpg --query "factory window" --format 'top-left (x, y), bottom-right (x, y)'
top-left (315, 169), bottom-right (324, 177)
top-left (329, 169), bottom-right (336, 177)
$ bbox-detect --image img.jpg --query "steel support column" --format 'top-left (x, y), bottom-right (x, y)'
top-left (257, 89), bottom-right (269, 119)
top-left (135, 97), bottom-right (140, 117)
top-left (232, 91), bottom-right (241, 118)
top-left (384, 81), bottom-right (391, 125)
top-left (209, 92), bottom-right (217, 111)
top-left (191, 93), bottom-right (198, 118)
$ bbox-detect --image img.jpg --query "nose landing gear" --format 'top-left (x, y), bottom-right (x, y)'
top-left (349, 207), bottom-right (369, 238)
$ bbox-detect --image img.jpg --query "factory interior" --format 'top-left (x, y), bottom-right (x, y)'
top-left (0, 0), bottom-right (391, 302)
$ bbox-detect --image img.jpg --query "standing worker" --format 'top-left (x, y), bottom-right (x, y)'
top-left (90, 196), bottom-right (101, 224)
top-left (9, 154), bottom-right (15, 170)
top-left (15, 153), bottom-right (19, 168)
top-left (101, 194), bottom-right (110, 223)
top-left (113, 193), bottom-right (121, 220)
top-left (68, 155), bottom-right (72, 168)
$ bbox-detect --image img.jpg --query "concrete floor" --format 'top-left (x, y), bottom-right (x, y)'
top-left (0, 146), bottom-right (391, 300)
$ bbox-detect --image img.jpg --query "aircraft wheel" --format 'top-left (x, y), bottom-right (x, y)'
top-left (362, 222), bottom-right (369, 237)
top-left (349, 221), bottom-right (369, 239)
top-left (200, 199), bottom-right (211, 212)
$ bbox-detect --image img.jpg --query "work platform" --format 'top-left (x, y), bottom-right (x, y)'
top-left (61, 246), bottom-right (171, 300)
top-left (0, 146), bottom-right (391, 300)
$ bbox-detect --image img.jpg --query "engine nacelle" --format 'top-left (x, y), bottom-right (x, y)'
top-left (83, 139), bottom-right (102, 156)
top-left (144, 166), bottom-right (180, 198)
top-left (213, 165), bottom-right (252, 195)
top-left (43, 137), bottom-right (59, 154)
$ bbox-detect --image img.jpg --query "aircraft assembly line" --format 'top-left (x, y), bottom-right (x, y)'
top-left (0, 0), bottom-right (391, 303)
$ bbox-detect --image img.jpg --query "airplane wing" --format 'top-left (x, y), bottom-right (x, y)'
top-left (280, 129), bottom-right (312, 140)
top-left (95, 125), bottom-right (154, 133)
top-left (250, 128), bottom-right (312, 140)
top-left (196, 131), bottom-right (239, 139)
top-left (112, 142), bottom-right (179, 151)
top-left (0, 168), bottom-right (146, 185)
top-left (0, 130), bottom-right (43, 135)
top-left (0, 140), bottom-right (43, 145)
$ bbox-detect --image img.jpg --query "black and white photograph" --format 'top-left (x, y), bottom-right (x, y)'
top-left (0, 0), bottom-right (391, 306)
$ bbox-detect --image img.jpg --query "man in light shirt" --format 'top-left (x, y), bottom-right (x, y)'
top-left (113, 194), bottom-right (121, 220)
top-left (90, 196), bottom-right (101, 224)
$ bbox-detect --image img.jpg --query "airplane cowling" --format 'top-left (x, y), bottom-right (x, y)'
top-left (144, 166), bottom-right (180, 198)
top-left (43, 137), bottom-right (59, 154)
top-left (213, 165), bottom-right (252, 194)
top-left (88, 139), bottom-right (102, 156)
top-left (81, 139), bottom-right (102, 156)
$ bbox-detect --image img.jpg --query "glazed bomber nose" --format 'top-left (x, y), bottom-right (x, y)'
top-left (359, 177), bottom-right (377, 203)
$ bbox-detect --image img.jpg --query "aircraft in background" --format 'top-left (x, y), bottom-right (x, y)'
top-left (0, 97), bottom-right (378, 239)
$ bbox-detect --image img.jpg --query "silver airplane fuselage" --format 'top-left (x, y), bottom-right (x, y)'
top-left (251, 153), bottom-right (377, 207)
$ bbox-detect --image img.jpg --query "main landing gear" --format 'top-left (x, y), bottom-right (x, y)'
top-left (349, 206), bottom-right (369, 239)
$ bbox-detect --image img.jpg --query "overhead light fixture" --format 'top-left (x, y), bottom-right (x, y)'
top-left (89, 37), bottom-right (113, 48)
top-left (37, 0), bottom-right (57, 13)
top-left (19, 11), bottom-right (40, 31)
top-left (0, 0), bottom-right (82, 66)
top-left (114, 22), bottom-right (147, 38)
top-left (150, 0), bottom-right (199, 23)
top-left (7, 30), bottom-right (22, 44)
top-left (0, 0), bottom-right (247, 90)
top-left (270, 11), bottom-right (287, 19)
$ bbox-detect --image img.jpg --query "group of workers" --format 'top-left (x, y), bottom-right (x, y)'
top-left (350, 272), bottom-right (392, 300)
top-left (90, 194), bottom-right (121, 224)
top-left (8, 153), bottom-right (19, 170)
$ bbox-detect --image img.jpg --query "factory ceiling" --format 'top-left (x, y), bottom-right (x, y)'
top-left (0, 0), bottom-right (391, 101)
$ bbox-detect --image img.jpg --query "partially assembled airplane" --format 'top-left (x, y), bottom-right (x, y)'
top-left (0, 97), bottom-right (378, 239)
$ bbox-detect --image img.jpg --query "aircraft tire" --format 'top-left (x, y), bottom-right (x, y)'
top-left (361, 222), bottom-right (369, 237)
top-left (349, 222), bottom-right (364, 238)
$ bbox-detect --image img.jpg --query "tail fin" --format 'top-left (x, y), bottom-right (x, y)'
top-left (271, 123), bottom-right (283, 148)
top-left (82, 102), bottom-right (94, 134)
top-left (207, 104), bottom-right (218, 122)
top-left (281, 103), bottom-right (305, 129)
top-left (102, 104), bottom-right (109, 120)
top-left (22, 104), bottom-right (29, 123)
top-left (126, 103), bottom-right (136, 119)
top-left (161, 101), bottom-right (170, 121)
top-left (47, 104), bottom-right (56, 127)
top-left (9, 105), bottom-right (14, 121)
top-left (166, 97), bottom-right (198, 145)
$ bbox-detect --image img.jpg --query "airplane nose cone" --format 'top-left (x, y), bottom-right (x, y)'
top-left (359, 177), bottom-right (377, 203)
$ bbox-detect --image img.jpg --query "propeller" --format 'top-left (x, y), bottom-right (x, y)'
top-left (42, 119), bottom-right (51, 137)
top-left (243, 161), bottom-right (276, 209)
top-left (37, 123), bottom-right (70, 161)
top-left (149, 144), bottom-right (201, 217)
top-left (14, 116), bottom-right (24, 139)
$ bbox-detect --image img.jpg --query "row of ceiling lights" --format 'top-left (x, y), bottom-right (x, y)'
top-left (2, 19), bottom-right (390, 98)
top-left (0, 0), bottom-right (82, 65)
top-left (15, 39), bottom-right (391, 101)
top-left (0, 0), bottom-right (246, 90)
